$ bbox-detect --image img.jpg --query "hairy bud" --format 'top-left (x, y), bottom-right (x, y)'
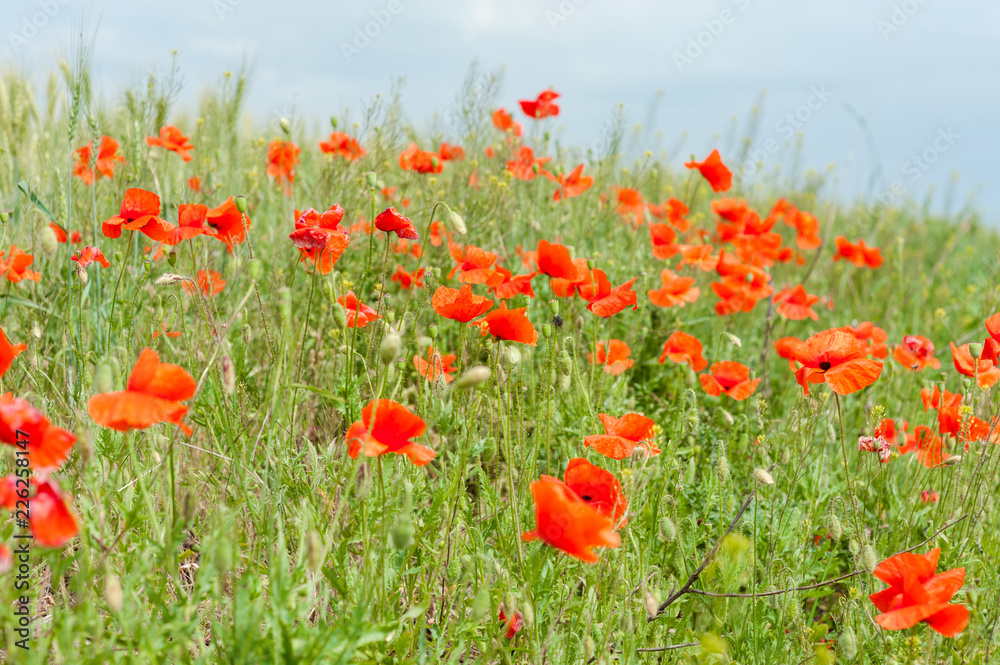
top-left (860, 544), bottom-right (878, 573)
top-left (457, 366), bottom-right (491, 390)
top-left (40, 225), bottom-right (59, 259)
top-left (380, 333), bottom-right (401, 365)
top-left (154, 273), bottom-right (186, 286)
top-left (658, 515), bottom-right (676, 542)
top-left (828, 514), bottom-right (843, 541)
top-left (104, 573), bottom-right (123, 613)
top-left (753, 468), bottom-right (774, 486)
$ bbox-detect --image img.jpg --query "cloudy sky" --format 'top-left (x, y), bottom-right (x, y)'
top-left (6, 0), bottom-right (998, 221)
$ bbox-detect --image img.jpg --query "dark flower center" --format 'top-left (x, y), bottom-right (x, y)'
top-left (819, 361), bottom-right (832, 371)
top-left (581, 495), bottom-right (592, 502)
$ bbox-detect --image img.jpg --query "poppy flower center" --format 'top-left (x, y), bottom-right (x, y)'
top-left (581, 495), bottom-right (592, 502)
top-left (819, 361), bottom-right (832, 371)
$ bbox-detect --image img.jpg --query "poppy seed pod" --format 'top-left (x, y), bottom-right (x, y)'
top-left (860, 543), bottom-right (877, 572)
top-left (104, 573), bottom-right (123, 613)
top-left (234, 195), bottom-right (248, 214)
top-left (427, 324), bottom-right (438, 339)
top-left (40, 225), bottom-right (59, 258)
top-left (471, 588), bottom-right (490, 621)
top-left (365, 171), bottom-right (378, 189)
top-left (0, 210), bottom-right (10, 224)
top-left (542, 323), bottom-right (552, 339)
top-left (969, 342), bottom-right (984, 358)
top-left (380, 333), bottom-right (401, 365)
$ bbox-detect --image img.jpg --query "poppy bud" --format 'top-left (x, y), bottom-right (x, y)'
top-left (457, 366), bottom-right (491, 389)
top-left (717, 453), bottom-right (730, 484)
top-left (944, 455), bottom-right (962, 465)
top-left (234, 195), bottom-right (248, 214)
top-left (827, 514), bottom-right (843, 541)
top-left (391, 514), bottom-right (414, 551)
top-left (306, 530), bottom-right (324, 574)
top-left (96, 363), bottom-right (114, 393)
top-left (643, 589), bottom-right (658, 620)
top-left (719, 409), bottom-right (734, 426)
top-left (332, 303), bottom-right (348, 330)
top-left (365, 171), bottom-right (378, 189)
top-left (154, 273), bottom-right (185, 286)
top-left (40, 225), bottom-right (59, 258)
top-left (167, 250), bottom-right (178, 268)
top-left (31, 323), bottom-right (41, 339)
top-left (753, 468), bottom-right (774, 486)
top-left (503, 592), bottom-right (517, 620)
top-left (380, 333), bottom-right (401, 365)
top-left (521, 600), bottom-right (534, 628)
top-left (279, 117), bottom-right (291, 135)
top-left (723, 332), bottom-right (742, 347)
top-left (447, 208), bottom-right (467, 235)
top-left (504, 346), bottom-right (521, 366)
top-left (839, 627), bottom-right (858, 660)
top-left (104, 573), bottom-right (123, 613)
top-left (542, 323), bottom-right (552, 339)
top-left (221, 355), bottom-right (236, 395)
top-left (558, 373), bottom-right (571, 391)
top-left (618, 610), bottom-right (633, 633)
top-left (969, 342), bottom-right (984, 358)
top-left (471, 588), bottom-right (490, 620)
top-left (427, 324), bottom-right (438, 339)
top-left (860, 543), bottom-right (877, 573)
top-left (658, 515), bottom-right (676, 542)
top-left (76, 264), bottom-right (88, 285)
top-left (0, 210), bottom-right (9, 224)
top-left (784, 594), bottom-right (801, 623)
top-left (247, 257), bottom-right (261, 280)
top-left (848, 538), bottom-right (861, 556)
top-left (557, 349), bottom-right (572, 376)
top-left (584, 637), bottom-right (596, 660)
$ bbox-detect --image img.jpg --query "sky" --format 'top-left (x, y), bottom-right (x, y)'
top-left (5, 0), bottom-right (998, 222)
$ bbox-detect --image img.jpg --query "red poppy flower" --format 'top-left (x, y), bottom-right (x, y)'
top-left (785, 206), bottom-right (822, 250)
top-left (438, 142), bottom-right (465, 161)
top-left (102, 188), bottom-right (174, 241)
top-left (448, 245), bottom-right (498, 284)
top-left (0, 393), bottom-right (76, 471)
top-left (319, 131), bottom-right (366, 160)
top-left (498, 607), bottom-right (523, 639)
top-left (182, 269), bottom-right (226, 298)
top-left (521, 476), bottom-right (620, 563)
top-left (986, 312), bottom-right (1000, 343)
top-left (374, 207), bottom-right (419, 240)
top-left (858, 433), bottom-right (893, 463)
top-left (187, 176), bottom-right (201, 192)
top-left (0, 246), bottom-right (41, 284)
top-left (398, 143), bottom-right (443, 174)
top-left (899, 426), bottom-right (945, 468)
top-left (869, 548), bottom-right (968, 637)
top-left (535, 240), bottom-right (586, 282)
top-left (49, 222), bottom-right (70, 243)
top-left (921, 490), bottom-right (939, 504)
top-left (583, 412), bottom-right (660, 460)
top-left (564, 457), bottom-right (627, 523)
top-left (0, 477), bottom-right (79, 548)
top-left (338, 292), bottom-right (379, 328)
top-left (432, 285), bottom-right (493, 322)
top-left (267, 139), bottom-right (300, 195)
top-left (685, 149), bottom-right (732, 192)
top-left (584, 271), bottom-right (638, 317)
top-left (711, 251), bottom-right (773, 315)
top-left (833, 237), bottom-right (882, 268)
top-left (70, 246), bottom-right (110, 270)
top-left (72, 135), bottom-right (125, 185)
top-left (413, 345), bottom-right (457, 383)
top-left (951, 342), bottom-right (1000, 388)
top-left (162, 204), bottom-right (210, 245)
top-left (551, 164), bottom-right (593, 201)
top-left (700, 361), bottom-right (760, 401)
top-left (850, 322), bottom-right (889, 359)
top-left (659, 331), bottom-right (708, 372)
top-left (774, 284), bottom-right (819, 321)
top-left (676, 243), bottom-right (719, 272)
top-left (774, 336), bottom-right (805, 371)
top-left (289, 205), bottom-right (350, 274)
top-left (613, 187), bottom-right (646, 228)
top-left (648, 223), bottom-right (680, 259)
top-left (648, 269), bottom-right (699, 309)
top-left (88, 348), bottom-right (197, 436)
top-left (470, 301), bottom-right (538, 346)
top-left (0, 327), bottom-right (26, 379)
top-left (588, 340), bottom-right (634, 376)
top-left (487, 267), bottom-right (537, 300)
top-left (794, 328), bottom-right (883, 395)
top-left (391, 265), bottom-right (425, 290)
top-left (345, 399), bottom-right (434, 466)
top-left (519, 90), bottom-right (560, 119)
top-left (507, 146), bottom-right (551, 180)
top-left (648, 197), bottom-right (690, 231)
top-left (893, 335), bottom-right (940, 371)
top-left (146, 125), bottom-right (194, 161)
top-left (206, 196), bottom-right (251, 250)
top-left (491, 109), bottom-right (523, 137)
top-left (875, 418), bottom-right (905, 447)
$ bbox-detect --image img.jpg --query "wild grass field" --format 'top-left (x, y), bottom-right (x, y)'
top-left (0, 53), bottom-right (999, 664)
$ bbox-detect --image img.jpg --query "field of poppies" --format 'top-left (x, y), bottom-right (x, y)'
top-left (1, 61), bottom-right (999, 664)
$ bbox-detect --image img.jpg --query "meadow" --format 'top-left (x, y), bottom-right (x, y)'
top-left (0, 55), bottom-right (999, 664)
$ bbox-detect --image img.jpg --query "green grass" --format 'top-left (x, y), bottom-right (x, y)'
top-left (1, 55), bottom-right (999, 664)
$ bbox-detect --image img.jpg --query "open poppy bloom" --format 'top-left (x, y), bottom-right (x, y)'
top-left (793, 328), bottom-right (883, 396)
top-left (700, 361), bottom-right (760, 401)
top-left (767, 199), bottom-right (822, 250)
top-left (613, 187), bottom-right (646, 228)
top-left (73, 135), bottom-right (126, 185)
top-left (204, 196), bottom-right (251, 251)
top-left (659, 331), bottom-right (708, 372)
top-left (0, 246), bottom-right (41, 284)
top-left (648, 223), bottom-right (680, 259)
top-left (289, 205), bottom-right (350, 274)
top-left (899, 426), bottom-right (945, 468)
top-left (470, 301), bottom-right (538, 346)
top-left (774, 284), bottom-right (820, 320)
top-left (374, 208), bottom-right (419, 240)
top-left (319, 131), bottom-right (366, 160)
top-left (413, 345), bottom-right (457, 383)
top-left (675, 243), bottom-right (719, 272)
top-left (488, 267), bottom-right (537, 300)
top-left (648, 269), bottom-right (699, 309)
top-left (507, 146), bottom-right (551, 181)
top-left (438, 142), bottom-right (465, 161)
top-left (584, 412), bottom-right (660, 460)
top-left (685, 149), bottom-right (732, 192)
top-left (875, 418), bottom-right (907, 447)
top-left (893, 335), bottom-right (940, 371)
top-left (588, 339), bottom-right (634, 376)
top-left (338, 292), bottom-right (380, 328)
top-left (521, 476), bottom-right (620, 564)
top-left (550, 164), bottom-right (593, 201)
top-left (102, 188), bottom-right (174, 241)
top-left (564, 457), bottom-right (628, 524)
top-left (162, 204), bottom-right (210, 245)
top-left (833, 237), bottom-right (883, 268)
top-left (498, 607), bottom-right (523, 639)
top-left (0, 477), bottom-right (79, 548)
top-left (71, 246), bottom-right (110, 270)
top-left (492, 108), bottom-right (523, 137)
top-left (584, 270), bottom-right (638, 317)
top-left (858, 433), bottom-right (893, 463)
top-left (921, 490), bottom-right (939, 504)
top-left (986, 312), bottom-right (1000, 343)
top-left (345, 399), bottom-right (434, 466)
top-left (648, 197), bottom-right (690, 231)
top-left (267, 139), bottom-right (300, 195)
top-left (391, 265), bottom-right (425, 290)
top-left (0, 327), bottom-right (26, 378)
top-left (88, 348), bottom-right (197, 436)
top-left (398, 143), bottom-right (443, 174)
top-left (519, 90), bottom-right (560, 119)
top-left (774, 336), bottom-right (805, 371)
top-left (535, 240), bottom-right (586, 283)
top-left (850, 322), bottom-right (889, 359)
top-left (432, 284), bottom-right (493, 322)
top-left (0, 393), bottom-right (76, 471)
top-left (869, 548), bottom-right (968, 637)
top-left (182, 269), bottom-right (226, 298)
top-left (711, 252), bottom-right (774, 316)
top-left (951, 342), bottom-right (1000, 388)
top-left (146, 125), bottom-right (194, 161)
top-left (448, 245), bottom-right (498, 284)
